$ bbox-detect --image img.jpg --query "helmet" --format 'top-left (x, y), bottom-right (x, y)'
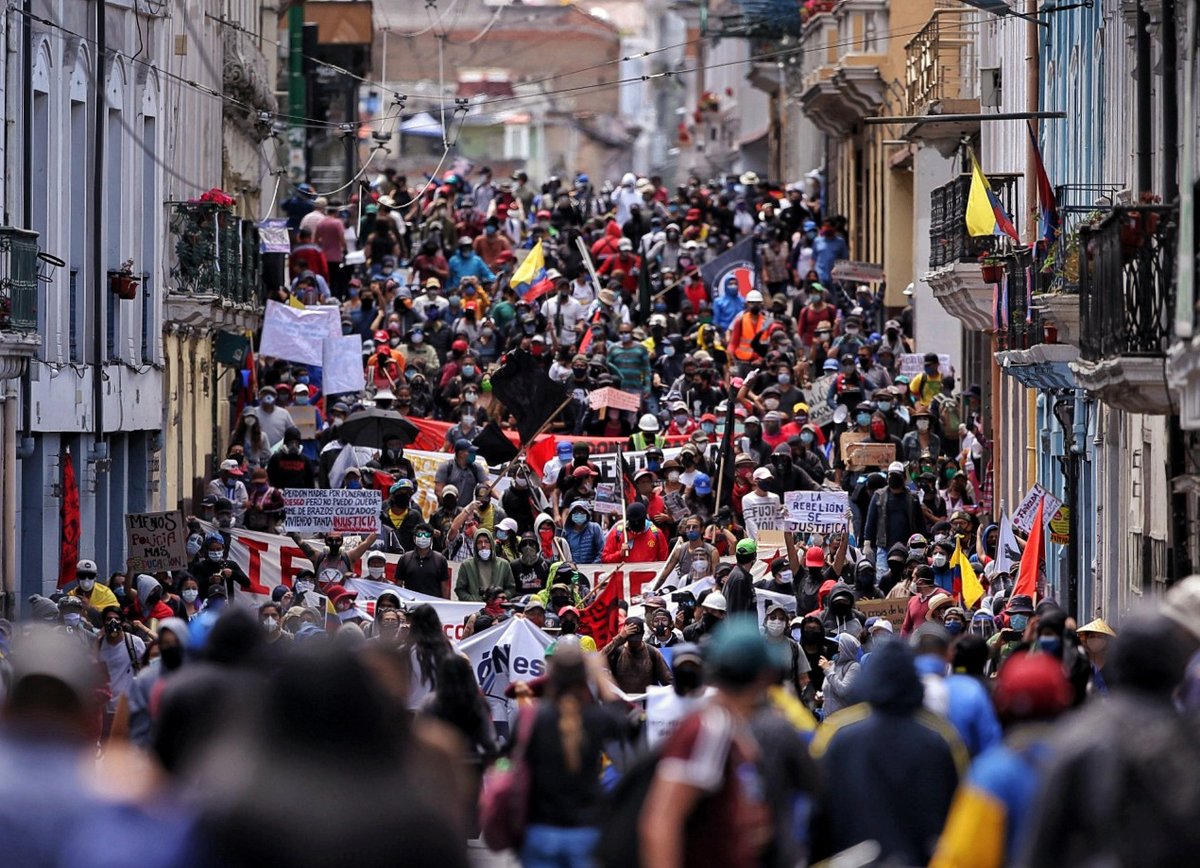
top-left (745, 290), bottom-right (764, 304)
top-left (638, 414), bottom-right (660, 433)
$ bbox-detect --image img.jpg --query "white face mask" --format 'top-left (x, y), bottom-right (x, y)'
top-left (262, 616), bottom-right (280, 633)
top-left (63, 612), bottom-right (82, 627)
top-left (765, 620), bottom-right (786, 637)
top-left (477, 548), bottom-right (492, 561)
top-left (79, 578), bottom-right (95, 592)
top-left (778, 569), bottom-right (793, 584)
top-left (668, 471), bottom-right (680, 483)
top-left (916, 419), bottom-right (930, 432)
top-left (182, 589), bottom-right (199, 604)
top-left (932, 554), bottom-right (948, 568)
top-left (368, 566), bottom-right (386, 579)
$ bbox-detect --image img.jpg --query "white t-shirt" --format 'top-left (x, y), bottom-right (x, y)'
top-left (99, 633), bottom-right (146, 713)
top-left (740, 490), bottom-right (783, 537)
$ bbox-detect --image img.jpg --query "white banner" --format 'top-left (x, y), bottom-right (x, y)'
top-left (259, 301), bottom-right (342, 366)
top-left (1011, 483), bottom-right (1062, 535)
top-left (282, 488), bottom-right (382, 534)
top-left (898, 353), bottom-right (952, 377)
top-left (328, 445), bottom-right (380, 490)
top-left (344, 578), bottom-right (480, 642)
top-left (459, 617), bottom-right (554, 722)
top-left (784, 490), bottom-right (848, 532)
top-left (322, 333), bottom-right (367, 395)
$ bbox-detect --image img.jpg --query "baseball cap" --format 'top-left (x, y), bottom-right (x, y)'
top-left (735, 539), bottom-right (757, 556)
top-left (887, 461), bottom-right (906, 474)
top-left (804, 546), bottom-right (825, 567)
top-left (219, 459), bottom-right (243, 475)
top-left (752, 467), bottom-right (773, 482)
top-left (76, 559), bottom-right (98, 575)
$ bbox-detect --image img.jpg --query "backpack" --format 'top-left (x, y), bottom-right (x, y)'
top-left (937, 394), bottom-right (961, 436)
top-left (593, 747), bottom-right (665, 868)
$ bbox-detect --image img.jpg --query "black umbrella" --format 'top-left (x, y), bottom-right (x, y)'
top-left (336, 408), bottom-right (420, 448)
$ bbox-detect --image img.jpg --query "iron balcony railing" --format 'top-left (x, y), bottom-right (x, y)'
top-left (169, 203), bottom-right (262, 305)
top-left (929, 173), bottom-right (1021, 269)
top-left (905, 7), bottom-right (978, 115)
top-left (997, 250), bottom-right (1042, 351)
top-left (1078, 204), bottom-right (1177, 361)
top-left (0, 226), bottom-right (39, 332)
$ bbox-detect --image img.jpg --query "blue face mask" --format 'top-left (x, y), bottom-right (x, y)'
top-left (647, 459), bottom-right (660, 472)
top-left (800, 432), bottom-right (814, 446)
top-left (1037, 636), bottom-right (1062, 656)
top-left (1010, 614), bottom-right (1029, 632)
top-left (685, 529), bottom-right (701, 541)
top-left (856, 413), bottom-right (871, 427)
top-left (345, 480), bottom-right (362, 490)
top-left (572, 512), bottom-right (588, 526)
top-left (701, 423), bottom-right (716, 435)
top-left (663, 345), bottom-right (675, 357)
top-left (878, 401), bottom-right (892, 412)
top-left (945, 621), bottom-right (964, 636)
top-left (297, 376), bottom-right (310, 385)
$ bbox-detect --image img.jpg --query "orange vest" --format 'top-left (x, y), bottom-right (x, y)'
top-left (732, 312), bottom-right (764, 361)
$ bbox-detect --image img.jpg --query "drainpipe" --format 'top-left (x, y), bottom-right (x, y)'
top-left (91, 0), bottom-right (106, 459)
top-left (1135, 1), bottom-right (1152, 193)
top-left (2, 384), bottom-right (15, 618)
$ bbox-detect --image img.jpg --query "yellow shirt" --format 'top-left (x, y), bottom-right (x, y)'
top-left (70, 582), bottom-right (120, 613)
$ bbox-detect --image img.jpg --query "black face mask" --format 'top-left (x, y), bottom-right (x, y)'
top-left (443, 497), bottom-right (457, 510)
top-left (653, 622), bottom-right (670, 637)
top-left (160, 645), bottom-right (184, 671)
top-left (104, 620), bottom-right (122, 636)
top-left (551, 595), bottom-right (569, 610)
top-left (702, 613), bottom-right (720, 628)
top-left (627, 518), bottom-right (646, 533)
top-left (391, 494), bottom-right (411, 509)
top-left (802, 628), bottom-right (824, 645)
top-left (674, 667), bottom-right (703, 695)
top-left (559, 618), bottom-right (578, 634)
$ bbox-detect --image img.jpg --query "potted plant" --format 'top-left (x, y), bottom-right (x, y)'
top-left (110, 259), bottom-right (139, 300)
top-left (1119, 193), bottom-right (1161, 259)
top-left (979, 255), bottom-right (1005, 284)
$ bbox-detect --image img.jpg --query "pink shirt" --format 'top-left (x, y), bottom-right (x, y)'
top-left (315, 215), bottom-right (347, 263)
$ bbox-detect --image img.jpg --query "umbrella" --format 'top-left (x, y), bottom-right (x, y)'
top-left (336, 408), bottom-right (420, 448)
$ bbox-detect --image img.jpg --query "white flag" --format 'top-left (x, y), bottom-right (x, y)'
top-left (994, 513), bottom-right (1022, 576)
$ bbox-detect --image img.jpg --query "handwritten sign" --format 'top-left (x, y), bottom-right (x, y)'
top-left (282, 488), bottom-right (382, 534)
top-left (322, 333), bottom-right (367, 396)
top-left (844, 441), bottom-right (896, 470)
top-left (899, 353), bottom-right (952, 377)
top-left (1011, 483), bottom-right (1063, 535)
top-left (592, 482), bottom-right (622, 515)
top-left (259, 301), bottom-right (342, 366)
top-left (126, 511), bottom-right (189, 573)
top-left (857, 597), bottom-right (909, 627)
top-left (784, 490), bottom-right (849, 532)
top-left (831, 260), bottom-right (885, 283)
top-left (588, 386), bottom-right (643, 413)
top-left (802, 374), bottom-right (837, 428)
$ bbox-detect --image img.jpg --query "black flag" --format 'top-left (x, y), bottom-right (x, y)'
top-left (489, 349), bottom-right (569, 443)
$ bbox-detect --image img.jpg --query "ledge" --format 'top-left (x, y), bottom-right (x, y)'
top-left (1167, 335), bottom-right (1200, 429)
top-left (996, 343), bottom-right (1079, 390)
top-left (924, 260), bottom-right (994, 331)
top-left (0, 329), bottom-right (41, 380)
top-left (1070, 354), bottom-right (1173, 415)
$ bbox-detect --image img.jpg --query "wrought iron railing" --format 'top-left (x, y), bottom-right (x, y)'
top-left (1036, 183), bottom-right (1125, 295)
top-left (1078, 204), bottom-right (1177, 361)
top-left (929, 173), bottom-right (1021, 269)
top-left (169, 203), bottom-right (262, 305)
top-left (905, 7), bottom-right (977, 115)
top-left (0, 226), bottom-right (39, 332)
top-left (997, 251), bottom-right (1042, 351)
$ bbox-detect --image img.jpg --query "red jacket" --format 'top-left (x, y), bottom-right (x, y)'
top-left (601, 521), bottom-right (668, 563)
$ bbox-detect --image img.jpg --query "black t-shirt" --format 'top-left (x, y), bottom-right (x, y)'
top-left (526, 702), bottom-right (631, 827)
top-left (396, 550), bottom-right (449, 597)
top-left (511, 559), bottom-right (550, 593)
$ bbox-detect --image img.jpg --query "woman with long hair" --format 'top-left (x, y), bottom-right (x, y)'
top-left (519, 645), bottom-right (633, 868)
top-left (423, 655), bottom-right (496, 836)
top-left (231, 408), bottom-right (272, 469)
top-left (403, 604), bottom-right (455, 710)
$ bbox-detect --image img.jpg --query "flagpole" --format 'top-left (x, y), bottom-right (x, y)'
top-left (616, 445), bottom-right (629, 563)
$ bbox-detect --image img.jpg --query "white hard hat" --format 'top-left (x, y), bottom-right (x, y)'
top-left (704, 591), bottom-right (727, 612)
top-left (638, 414), bottom-right (660, 433)
top-left (745, 290), bottom-right (764, 304)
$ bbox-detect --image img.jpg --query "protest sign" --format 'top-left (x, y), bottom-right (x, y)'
top-left (259, 301), bottom-right (341, 366)
top-left (322, 333), bottom-right (367, 395)
top-left (1011, 483), bottom-right (1062, 535)
top-left (290, 405), bottom-right (319, 439)
top-left (645, 686), bottom-right (710, 749)
top-left (898, 353), bottom-right (952, 377)
top-left (460, 618), bottom-right (554, 724)
top-left (741, 496), bottom-right (785, 536)
top-left (844, 441), bottom-right (896, 470)
top-left (831, 260), bottom-right (884, 283)
top-left (282, 488), bottom-right (382, 534)
top-left (593, 482), bottom-right (622, 515)
top-left (839, 431), bottom-right (868, 457)
top-left (803, 374), bottom-right (837, 428)
top-left (1049, 506), bottom-right (1069, 546)
top-left (126, 511), bottom-right (188, 573)
top-left (784, 490), bottom-right (849, 532)
top-left (588, 387), bottom-right (643, 413)
top-left (857, 597), bottom-right (909, 627)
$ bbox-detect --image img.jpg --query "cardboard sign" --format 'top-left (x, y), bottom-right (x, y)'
top-left (291, 404), bottom-right (319, 439)
top-left (282, 488), bottom-right (382, 534)
top-left (126, 511), bottom-right (189, 573)
top-left (844, 441), bottom-right (896, 470)
top-left (857, 597), bottom-right (909, 627)
top-left (588, 386), bottom-right (643, 413)
top-left (1011, 483), bottom-right (1063, 535)
top-left (259, 301), bottom-right (342, 366)
top-left (803, 374), bottom-right (837, 428)
top-left (784, 490), bottom-right (849, 532)
top-left (839, 431), bottom-right (868, 457)
top-left (831, 260), bottom-right (885, 283)
top-left (592, 482), bottom-right (623, 515)
top-left (899, 353), bottom-right (953, 377)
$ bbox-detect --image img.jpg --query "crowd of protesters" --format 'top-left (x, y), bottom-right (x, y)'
top-left (8, 165), bottom-right (1199, 867)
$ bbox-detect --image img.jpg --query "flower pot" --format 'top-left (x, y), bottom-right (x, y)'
top-left (111, 273), bottom-right (139, 300)
top-left (980, 262), bottom-right (1005, 284)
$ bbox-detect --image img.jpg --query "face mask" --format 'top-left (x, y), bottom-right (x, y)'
top-left (573, 368), bottom-right (588, 379)
top-left (685, 529), bottom-right (701, 542)
top-left (207, 551), bottom-right (223, 562)
top-left (1037, 636), bottom-right (1062, 655)
top-left (63, 612), bottom-right (82, 627)
top-left (296, 396), bottom-right (310, 406)
top-left (779, 569), bottom-right (793, 584)
top-left (674, 414), bottom-right (689, 426)
top-left (653, 622), bottom-right (669, 637)
top-left (916, 419), bottom-right (930, 432)
top-left (778, 372), bottom-right (791, 385)
top-left (701, 423), bottom-right (716, 435)
top-left (182, 588), bottom-right (199, 603)
top-left (160, 645), bottom-right (184, 671)
top-left (461, 415), bottom-right (476, 427)
top-left (945, 621), bottom-right (964, 636)
top-left (477, 548), bottom-right (492, 561)
top-left (871, 421), bottom-right (886, 439)
top-left (217, 516), bottom-right (234, 529)
top-left (572, 512), bottom-right (588, 526)
top-left (391, 495), bottom-right (411, 510)
top-left (932, 554), bottom-right (948, 568)
top-left (338, 608), bottom-right (359, 623)
top-left (104, 620), bottom-right (122, 635)
top-left (411, 332), bottom-right (424, 344)
top-left (800, 432), bottom-right (815, 446)
top-left (1010, 614), bottom-right (1029, 632)
top-left (802, 629), bottom-right (824, 644)
top-left (878, 401), bottom-right (892, 412)
top-left (764, 398), bottom-right (780, 411)
top-left (462, 365), bottom-right (476, 378)
top-left (668, 471), bottom-right (680, 483)
top-left (368, 566), bottom-right (386, 579)
top-left (79, 578), bottom-right (95, 592)
top-left (766, 620), bottom-right (786, 637)
top-left (415, 535), bottom-right (432, 549)
top-left (856, 413), bottom-right (871, 427)
top-left (846, 326), bottom-right (860, 336)
top-left (663, 345), bottom-right (675, 357)
top-left (346, 480), bottom-right (363, 490)
top-left (263, 616), bottom-right (281, 633)
top-left (261, 395), bottom-right (275, 406)
top-left (621, 333), bottom-right (633, 344)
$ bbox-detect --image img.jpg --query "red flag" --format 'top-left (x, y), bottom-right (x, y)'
top-left (578, 573), bottom-right (623, 648)
top-left (57, 450), bottom-right (80, 588)
top-left (578, 326), bottom-right (594, 355)
top-left (525, 435), bottom-right (559, 478)
top-left (1012, 498), bottom-right (1044, 600)
top-left (524, 277), bottom-right (557, 304)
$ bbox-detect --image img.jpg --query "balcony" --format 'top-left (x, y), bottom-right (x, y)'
top-left (0, 227), bottom-right (43, 379)
top-left (993, 249), bottom-right (1082, 390)
top-left (798, 1), bottom-right (887, 135)
top-left (902, 7), bottom-right (980, 150)
top-left (1167, 182), bottom-right (1200, 429)
top-left (924, 172), bottom-right (1021, 331)
top-left (166, 201), bottom-right (263, 331)
top-left (1071, 204), bottom-right (1177, 415)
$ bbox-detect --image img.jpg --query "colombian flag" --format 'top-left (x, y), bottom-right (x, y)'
top-left (1027, 121), bottom-right (1060, 244)
top-left (509, 239), bottom-right (546, 296)
top-left (966, 151), bottom-right (1020, 242)
top-left (951, 537), bottom-right (984, 609)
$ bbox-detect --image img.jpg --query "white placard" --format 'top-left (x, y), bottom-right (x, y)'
top-left (125, 510), bottom-right (189, 573)
top-left (282, 488), bottom-right (382, 534)
top-left (898, 353), bottom-right (953, 377)
top-left (322, 333), bottom-right (367, 395)
top-left (1011, 483), bottom-right (1062, 535)
top-left (259, 301), bottom-right (342, 366)
top-left (783, 490), bottom-right (849, 532)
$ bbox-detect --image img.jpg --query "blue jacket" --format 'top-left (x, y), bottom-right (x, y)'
top-left (563, 520), bottom-right (605, 564)
top-left (447, 251), bottom-right (496, 289)
top-left (712, 288), bottom-right (744, 331)
top-left (916, 655), bottom-right (1003, 757)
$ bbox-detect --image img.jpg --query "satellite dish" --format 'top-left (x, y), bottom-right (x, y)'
top-left (833, 405), bottom-right (849, 426)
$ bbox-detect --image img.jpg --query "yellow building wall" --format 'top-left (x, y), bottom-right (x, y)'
top-left (163, 331), bottom-right (215, 513)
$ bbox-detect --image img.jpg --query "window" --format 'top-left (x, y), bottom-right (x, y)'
top-left (503, 124), bottom-right (530, 160)
top-left (140, 113), bottom-right (157, 364)
top-left (107, 106), bottom-right (123, 361)
top-left (70, 99), bottom-right (87, 364)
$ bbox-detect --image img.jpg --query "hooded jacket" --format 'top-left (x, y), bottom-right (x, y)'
top-left (454, 528), bottom-right (515, 602)
top-left (820, 582), bottom-right (866, 636)
top-left (821, 633), bottom-right (861, 716)
top-left (810, 641), bottom-right (968, 865)
top-left (534, 512), bottom-right (572, 563)
top-left (562, 501), bottom-right (604, 565)
top-left (135, 574), bottom-right (176, 623)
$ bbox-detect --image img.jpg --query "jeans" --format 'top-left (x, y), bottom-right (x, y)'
top-left (521, 824), bottom-right (600, 868)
